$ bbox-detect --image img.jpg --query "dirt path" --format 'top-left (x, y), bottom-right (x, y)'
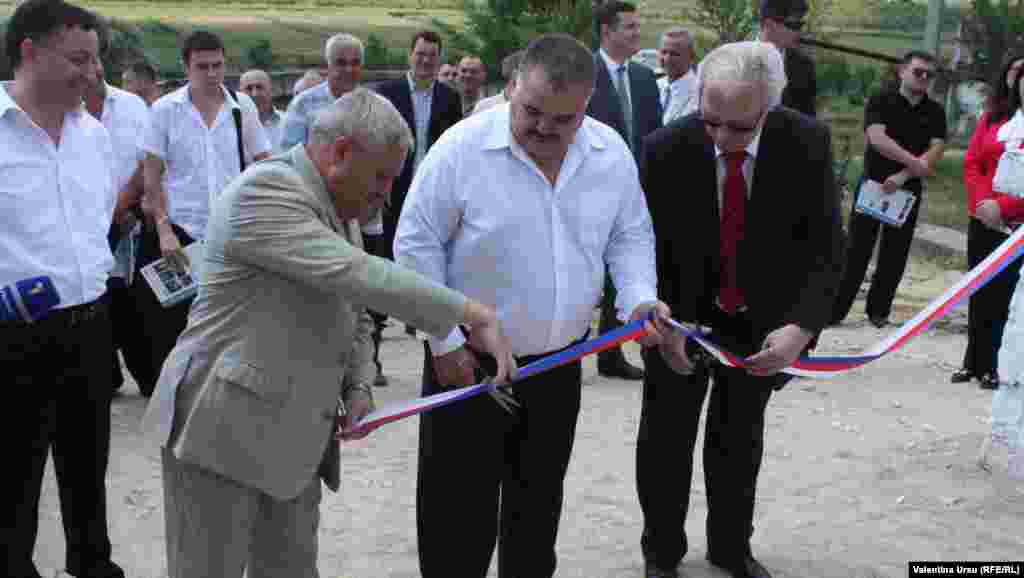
top-left (33, 261), bottom-right (1024, 577)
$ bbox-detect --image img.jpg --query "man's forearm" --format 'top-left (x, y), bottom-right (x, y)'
top-left (866, 126), bottom-right (919, 168)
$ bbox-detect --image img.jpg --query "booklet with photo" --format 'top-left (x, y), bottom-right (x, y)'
top-left (139, 242), bottom-right (203, 308)
top-left (854, 179), bottom-right (917, 228)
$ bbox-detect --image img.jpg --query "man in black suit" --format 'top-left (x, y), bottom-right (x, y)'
top-left (758, 0), bottom-right (816, 117)
top-left (587, 0), bottom-right (663, 379)
top-left (373, 29), bottom-right (462, 335)
top-left (636, 41), bottom-right (843, 578)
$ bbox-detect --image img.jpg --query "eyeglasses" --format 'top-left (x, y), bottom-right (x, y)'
top-left (699, 111), bottom-right (764, 134)
top-left (911, 68), bottom-right (936, 80)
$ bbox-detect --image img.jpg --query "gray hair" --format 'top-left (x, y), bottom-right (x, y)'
top-left (697, 41), bottom-right (787, 108)
top-left (660, 26), bottom-right (693, 47)
top-left (309, 87), bottom-right (413, 151)
top-left (517, 33), bottom-right (595, 91)
top-left (292, 69), bottom-right (323, 95)
top-left (324, 33), bottom-right (365, 64)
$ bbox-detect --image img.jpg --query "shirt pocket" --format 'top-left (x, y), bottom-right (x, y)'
top-left (167, 121), bottom-right (204, 174)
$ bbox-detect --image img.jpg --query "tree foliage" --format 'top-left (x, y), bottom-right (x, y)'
top-left (960, 0), bottom-right (1024, 84)
top-left (689, 0), bottom-right (755, 47)
top-left (433, 0), bottom-right (592, 81)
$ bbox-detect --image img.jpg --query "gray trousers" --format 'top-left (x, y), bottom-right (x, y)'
top-left (161, 447), bottom-right (321, 578)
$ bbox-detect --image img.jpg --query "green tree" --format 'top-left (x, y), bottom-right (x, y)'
top-left (433, 0), bottom-right (592, 81)
top-left (690, 0), bottom-right (755, 47)
top-left (1, 19), bottom-right (10, 81)
top-left (961, 0), bottom-right (1024, 84)
top-left (244, 38), bottom-right (274, 70)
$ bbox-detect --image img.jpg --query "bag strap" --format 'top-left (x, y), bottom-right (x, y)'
top-left (226, 87), bottom-right (246, 172)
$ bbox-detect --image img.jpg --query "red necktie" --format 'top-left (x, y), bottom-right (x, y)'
top-left (719, 150), bottom-right (746, 314)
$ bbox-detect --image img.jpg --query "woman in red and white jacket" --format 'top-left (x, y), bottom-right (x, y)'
top-left (954, 54), bottom-right (1024, 389)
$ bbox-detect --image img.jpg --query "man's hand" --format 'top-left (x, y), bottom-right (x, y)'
top-left (432, 346), bottom-right (479, 388)
top-left (337, 390), bottom-right (375, 441)
top-left (629, 301), bottom-right (672, 348)
top-left (906, 155), bottom-right (931, 178)
top-left (882, 171), bottom-right (909, 194)
top-left (158, 227), bottom-right (189, 272)
top-left (745, 324), bottom-right (814, 377)
top-left (657, 320), bottom-right (695, 375)
top-left (975, 199), bottom-right (1005, 231)
top-left (462, 300), bottom-right (517, 385)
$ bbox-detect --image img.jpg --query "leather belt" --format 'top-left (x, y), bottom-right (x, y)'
top-left (0, 298), bottom-right (106, 330)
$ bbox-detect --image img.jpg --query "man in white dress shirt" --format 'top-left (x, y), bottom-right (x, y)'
top-left (1, 2), bottom-right (125, 577)
top-left (395, 33), bottom-right (671, 578)
top-left (656, 27), bottom-right (698, 124)
top-left (84, 52), bottom-right (152, 397)
top-left (240, 68), bottom-right (284, 153)
top-left (471, 50), bottom-right (523, 115)
top-left (138, 29), bottom-right (270, 397)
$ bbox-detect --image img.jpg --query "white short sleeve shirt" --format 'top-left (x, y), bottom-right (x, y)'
top-left (144, 85), bottom-right (271, 241)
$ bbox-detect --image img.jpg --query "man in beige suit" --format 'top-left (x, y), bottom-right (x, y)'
top-left (141, 88), bottom-right (515, 578)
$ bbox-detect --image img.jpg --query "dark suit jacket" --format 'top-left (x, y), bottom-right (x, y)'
top-left (782, 48), bottom-right (817, 118)
top-left (640, 107), bottom-right (842, 345)
top-left (373, 77), bottom-right (463, 258)
top-left (587, 53), bottom-right (663, 161)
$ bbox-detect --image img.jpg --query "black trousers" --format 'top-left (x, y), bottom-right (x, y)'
top-left (417, 342), bottom-right (583, 578)
top-left (961, 218), bottom-right (1022, 375)
top-left (125, 223), bottom-right (195, 396)
top-left (361, 232), bottom-right (388, 372)
top-left (597, 274), bottom-right (628, 364)
top-left (636, 311), bottom-right (774, 570)
top-left (2, 301), bottom-right (117, 578)
top-left (833, 183), bottom-right (922, 321)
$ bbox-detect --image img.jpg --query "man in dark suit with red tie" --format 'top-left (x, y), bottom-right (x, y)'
top-left (635, 42), bottom-right (843, 578)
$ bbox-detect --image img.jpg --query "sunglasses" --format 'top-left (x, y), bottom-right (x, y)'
top-left (911, 68), bottom-right (936, 80)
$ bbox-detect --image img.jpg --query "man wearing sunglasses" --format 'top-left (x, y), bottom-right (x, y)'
top-left (636, 41), bottom-right (843, 578)
top-left (832, 50), bottom-right (946, 329)
top-left (757, 0), bottom-right (817, 117)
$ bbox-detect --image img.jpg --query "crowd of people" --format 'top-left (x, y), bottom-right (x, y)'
top-left (8, 0), bottom-right (1024, 576)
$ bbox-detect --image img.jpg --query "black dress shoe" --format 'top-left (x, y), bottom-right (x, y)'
top-left (68, 560), bottom-right (126, 578)
top-left (950, 368), bottom-right (974, 383)
top-left (405, 325), bottom-right (417, 337)
top-left (868, 315), bottom-right (888, 329)
top-left (708, 554), bottom-right (772, 578)
top-left (644, 563), bottom-right (680, 578)
top-left (979, 372), bottom-right (1000, 390)
top-left (598, 359), bottom-right (644, 380)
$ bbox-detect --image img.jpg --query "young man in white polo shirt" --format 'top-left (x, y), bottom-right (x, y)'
top-left (84, 51), bottom-right (152, 397)
top-left (139, 29), bottom-right (270, 395)
top-left (1, 2), bottom-right (125, 577)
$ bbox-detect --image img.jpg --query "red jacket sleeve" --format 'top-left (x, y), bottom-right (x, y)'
top-left (963, 113), bottom-right (992, 214)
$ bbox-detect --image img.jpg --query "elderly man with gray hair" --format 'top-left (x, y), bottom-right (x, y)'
top-left (141, 87), bottom-right (516, 578)
top-left (637, 41), bottom-right (842, 578)
top-left (471, 49), bottom-right (523, 115)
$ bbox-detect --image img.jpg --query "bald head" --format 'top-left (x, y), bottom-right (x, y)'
top-left (240, 69), bottom-right (274, 116)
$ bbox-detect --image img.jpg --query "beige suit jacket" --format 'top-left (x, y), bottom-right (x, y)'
top-left (141, 145), bottom-right (467, 500)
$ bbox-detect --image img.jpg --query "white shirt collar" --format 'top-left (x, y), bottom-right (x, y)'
top-left (0, 81), bottom-right (84, 121)
top-left (169, 83), bottom-right (242, 109)
top-left (997, 109), bottom-right (1024, 142)
top-left (666, 69), bottom-right (696, 91)
top-left (599, 48), bottom-right (628, 75)
top-left (407, 71), bottom-right (435, 94)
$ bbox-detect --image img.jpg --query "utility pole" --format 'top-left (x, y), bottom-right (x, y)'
top-left (923, 0), bottom-right (944, 56)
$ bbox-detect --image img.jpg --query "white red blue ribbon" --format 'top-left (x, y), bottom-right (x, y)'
top-left (351, 225), bottom-right (1024, 435)
top-left (349, 318), bottom-right (650, 435)
top-left (670, 224), bottom-right (1024, 378)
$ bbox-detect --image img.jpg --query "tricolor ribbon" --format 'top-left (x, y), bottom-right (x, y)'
top-left (351, 224), bottom-right (1024, 435)
top-left (349, 317), bottom-right (650, 435)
